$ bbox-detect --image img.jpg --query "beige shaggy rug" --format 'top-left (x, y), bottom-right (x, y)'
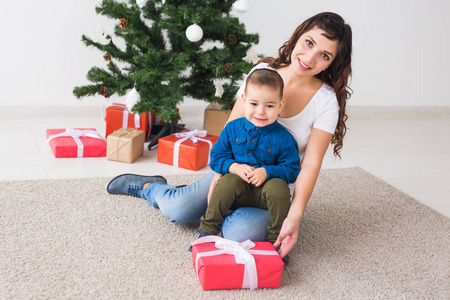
top-left (1, 167), bottom-right (448, 299)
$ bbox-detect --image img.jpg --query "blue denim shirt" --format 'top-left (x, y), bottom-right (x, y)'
top-left (210, 117), bottom-right (300, 184)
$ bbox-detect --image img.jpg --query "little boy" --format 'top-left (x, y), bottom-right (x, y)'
top-left (198, 69), bottom-right (300, 244)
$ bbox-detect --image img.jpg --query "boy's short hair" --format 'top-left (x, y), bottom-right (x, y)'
top-left (244, 69), bottom-right (284, 100)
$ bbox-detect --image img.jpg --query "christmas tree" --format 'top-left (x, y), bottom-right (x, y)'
top-left (73, 0), bottom-right (260, 145)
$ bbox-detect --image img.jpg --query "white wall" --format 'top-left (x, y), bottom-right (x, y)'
top-left (1, 0), bottom-right (449, 107)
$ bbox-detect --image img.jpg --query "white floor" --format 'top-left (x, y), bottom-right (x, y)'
top-left (1, 104), bottom-right (449, 218)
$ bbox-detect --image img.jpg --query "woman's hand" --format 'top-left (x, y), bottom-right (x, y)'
top-left (207, 172), bottom-right (223, 204)
top-left (273, 216), bottom-right (301, 258)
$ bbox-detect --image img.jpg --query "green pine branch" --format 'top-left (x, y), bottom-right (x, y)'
top-left (81, 35), bottom-right (135, 65)
top-left (73, 85), bottom-right (102, 98)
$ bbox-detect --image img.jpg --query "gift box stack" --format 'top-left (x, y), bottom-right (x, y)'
top-left (103, 103), bottom-right (160, 163)
top-left (46, 104), bottom-right (219, 171)
top-left (46, 103), bottom-right (155, 161)
top-left (104, 103), bottom-right (161, 140)
top-left (190, 236), bottom-right (284, 290)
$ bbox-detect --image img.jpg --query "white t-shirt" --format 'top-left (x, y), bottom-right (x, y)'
top-left (237, 63), bottom-right (339, 160)
top-left (237, 63), bottom-right (339, 195)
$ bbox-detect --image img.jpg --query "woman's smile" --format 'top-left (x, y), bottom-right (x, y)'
top-left (298, 58), bottom-right (312, 71)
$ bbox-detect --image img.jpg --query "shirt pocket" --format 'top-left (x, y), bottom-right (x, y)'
top-left (258, 143), bottom-right (280, 165)
top-left (230, 136), bottom-right (247, 157)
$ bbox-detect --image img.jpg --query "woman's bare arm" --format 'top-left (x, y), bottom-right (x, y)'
top-left (274, 128), bottom-right (333, 257)
top-left (227, 95), bottom-right (245, 123)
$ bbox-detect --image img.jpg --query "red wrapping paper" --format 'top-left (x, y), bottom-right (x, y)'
top-left (157, 131), bottom-right (218, 171)
top-left (46, 128), bottom-right (106, 158)
top-left (105, 103), bottom-right (154, 139)
top-left (191, 241), bottom-right (284, 290)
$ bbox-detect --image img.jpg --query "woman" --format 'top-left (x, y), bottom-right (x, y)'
top-left (107, 12), bottom-right (352, 259)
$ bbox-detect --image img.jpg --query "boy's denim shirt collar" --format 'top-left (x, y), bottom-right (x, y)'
top-left (243, 118), bottom-right (278, 136)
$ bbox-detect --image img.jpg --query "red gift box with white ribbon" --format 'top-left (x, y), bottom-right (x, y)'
top-left (191, 236), bottom-right (284, 290)
top-left (46, 128), bottom-right (106, 158)
top-left (157, 128), bottom-right (218, 171)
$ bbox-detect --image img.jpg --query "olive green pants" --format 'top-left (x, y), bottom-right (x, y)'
top-left (200, 173), bottom-right (291, 243)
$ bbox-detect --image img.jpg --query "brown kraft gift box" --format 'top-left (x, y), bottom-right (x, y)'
top-left (203, 103), bottom-right (231, 136)
top-left (107, 128), bottom-right (145, 163)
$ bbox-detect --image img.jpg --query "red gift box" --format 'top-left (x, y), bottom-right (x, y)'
top-left (46, 128), bottom-right (106, 158)
top-left (105, 103), bottom-right (155, 139)
top-left (157, 129), bottom-right (218, 171)
top-left (191, 236), bottom-right (284, 290)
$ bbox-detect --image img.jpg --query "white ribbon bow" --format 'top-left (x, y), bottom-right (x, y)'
top-left (174, 127), bottom-right (207, 142)
top-left (172, 127), bottom-right (213, 168)
top-left (191, 236), bottom-right (279, 290)
top-left (110, 103), bottom-right (141, 129)
top-left (46, 128), bottom-right (104, 157)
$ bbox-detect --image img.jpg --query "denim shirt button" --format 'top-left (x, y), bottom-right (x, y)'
top-left (248, 153), bottom-right (252, 156)
top-left (267, 148), bottom-right (271, 152)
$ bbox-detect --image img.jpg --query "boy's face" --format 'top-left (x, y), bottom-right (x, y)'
top-left (242, 84), bottom-right (286, 128)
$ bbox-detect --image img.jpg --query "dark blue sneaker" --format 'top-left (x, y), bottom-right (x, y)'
top-left (107, 173), bottom-right (167, 198)
top-left (189, 228), bottom-right (216, 252)
top-left (275, 245), bottom-right (290, 267)
top-left (281, 254), bottom-right (290, 267)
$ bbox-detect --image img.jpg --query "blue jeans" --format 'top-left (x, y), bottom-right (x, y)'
top-left (142, 171), bottom-right (271, 242)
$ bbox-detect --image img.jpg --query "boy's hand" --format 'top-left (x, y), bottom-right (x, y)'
top-left (229, 163), bottom-right (255, 183)
top-left (247, 167), bottom-right (267, 187)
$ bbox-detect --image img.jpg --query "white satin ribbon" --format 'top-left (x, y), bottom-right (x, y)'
top-left (110, 104), bottom-right (141, 129)
top-left (46, 128), bottom-right (104, 158)
top-left (134, 113), bottom-right (140, 129)
top-left (172, 127), bottom-right (213, 168)
top-left (190, 236), bottom-right (279, 290)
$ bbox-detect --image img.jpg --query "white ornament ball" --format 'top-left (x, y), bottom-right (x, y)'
top-left (186, 24), bottom-right (203, 42)
top-left (232, 0), bottom-right (250, 13)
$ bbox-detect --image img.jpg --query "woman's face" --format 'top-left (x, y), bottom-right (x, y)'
top-left (290, 26), bottom-right (338, 76)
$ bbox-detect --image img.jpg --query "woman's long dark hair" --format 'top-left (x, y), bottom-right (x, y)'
top-left (260, 12), bottom-right (352, 158)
